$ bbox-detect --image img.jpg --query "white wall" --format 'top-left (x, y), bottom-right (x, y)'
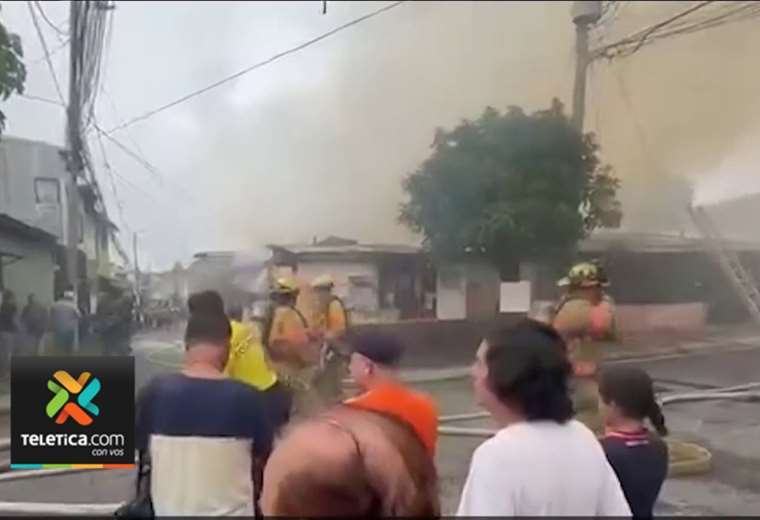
top-left (436, 264), bottom-right (466, 320)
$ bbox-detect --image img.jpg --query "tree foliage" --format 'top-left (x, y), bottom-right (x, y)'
top-left (0, 4), bottom-right (26, 134)
top-left (399, 99), bottom-right (622, 267)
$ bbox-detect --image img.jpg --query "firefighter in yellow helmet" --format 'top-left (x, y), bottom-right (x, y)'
top-left (309, 275), bottom-right (350, 406)
top-left (552, 261), bottom-right (616, 434)
top-left (263, 277), bottom-right (321, 417)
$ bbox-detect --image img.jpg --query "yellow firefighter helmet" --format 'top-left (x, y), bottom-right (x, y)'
top-left (559, 262), bottom-right (604, 288)
top-left (311, 274), bottom-right (335, 290)
top-left (270, 276), bottom-right (299, 295)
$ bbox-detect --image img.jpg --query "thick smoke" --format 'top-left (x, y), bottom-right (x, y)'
top-left (13, 1), bottom-right (759, 268)
top-left (586, 1), bottom-right (760, 233)
top-left (189, 1), bottom-right (760, 252)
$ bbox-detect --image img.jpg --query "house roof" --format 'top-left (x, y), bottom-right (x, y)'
top-left (269, 242), bottom-right (422, 257)
top-left (581, 229), bottom-right (760, 253)
top-left (0, 213), bottom-right (57, 244)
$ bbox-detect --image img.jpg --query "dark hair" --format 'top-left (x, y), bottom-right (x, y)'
top-left (599, 367), bottom-right (668, 436)
top-left (349, 331), bottom-right (404, 367)
top-left (184, 311), bottom-right (231, 349)
top-left (484, 319), bottom-right (574, 423)
top-left (187, 290), bottom-right (225, 316)
top-left (265, 406), bottom-right (439, 517)
top-left (227, 305), bottom-right (243, 321)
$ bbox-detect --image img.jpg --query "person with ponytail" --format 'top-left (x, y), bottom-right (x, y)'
top-left (599, 366), bottom-right (669, 518)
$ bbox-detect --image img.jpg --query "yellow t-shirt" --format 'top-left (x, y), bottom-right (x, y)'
top-left (225, 320), bottom-right (278, 391)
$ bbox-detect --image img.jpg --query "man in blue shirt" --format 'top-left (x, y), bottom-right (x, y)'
top-left (136, 297), bottom-right (274, 516)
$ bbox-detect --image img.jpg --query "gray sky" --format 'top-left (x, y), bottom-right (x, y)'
top-left (4, 1), bottom-right (760, 270)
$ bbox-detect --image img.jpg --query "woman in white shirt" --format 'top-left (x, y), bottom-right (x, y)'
top-left (457, 319), bottom-right (631, 517)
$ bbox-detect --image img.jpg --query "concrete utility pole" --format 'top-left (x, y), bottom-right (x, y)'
top-left (571, 1), bottom-right (603, 131)
top-left (132, 232), bottom-right (141, 312)
top-left (65, 1), bottom-right (82, 302)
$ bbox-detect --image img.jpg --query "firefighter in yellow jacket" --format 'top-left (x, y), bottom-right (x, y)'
top-left (264, 277), bottom-right (321, 417)
top-left (308, 275), bottom-right (350, 405)
top-left (553, 261), bottom-right (616, 434)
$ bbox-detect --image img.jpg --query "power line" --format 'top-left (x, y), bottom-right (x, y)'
top-left (26, 1), bottom-right (66, 104)
top-left (105, 0), bottom-right (406, 134)
top-left (19, 93), bottom-right (65, 106)
top-left (93, 122), bottom-right (127, 229)
top-left (34, 1), bottom-right (67, 39)
top-left (645, 2), bottom-right (760, 43)
top-left (29, 36), bottom-right (70, 64)
top-left (594, 1), bottom-right (760, 60)
top-left (94, 123), bottom-right (163, 183)
top-left (627, 0), bottom-right (714, 55)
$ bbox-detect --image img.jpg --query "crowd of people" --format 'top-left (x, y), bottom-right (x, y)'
top-left (125, 262), bottom-right (670, 518)
top-left (0, 283), bottom-right (135, 377)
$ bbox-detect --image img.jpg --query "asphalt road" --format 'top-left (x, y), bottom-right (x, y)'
top-left (0, 336), bottom-right (759, 515)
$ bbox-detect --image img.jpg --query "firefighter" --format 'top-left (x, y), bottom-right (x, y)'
top-left (552, 261), bottom-right (616, 435)
top-left (263, 277), bottom-right (321, 417)
top-left (309, 275), bottom-right (350, 405)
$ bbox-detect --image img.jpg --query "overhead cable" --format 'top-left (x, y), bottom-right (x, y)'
top-left (26, 1), bottom-right (66, 104)
top-left (105, 1), bottom-right (406, 134)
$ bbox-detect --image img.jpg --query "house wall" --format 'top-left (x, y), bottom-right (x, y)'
top-left (436, 261), bottom-right (500, 320)
top-left (436, 264), bottom-right (466, 320)
top-left (0, 137), bottom-right (69, 241)
top-left (0, 232), bottom-right (55, 306)
top-left (616, 303), bottom-right (707, 335)
top-left (465, 262), bottom-right (500, 319)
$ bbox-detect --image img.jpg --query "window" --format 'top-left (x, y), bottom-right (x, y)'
top-left (34, 178), bottom-right (60, 204)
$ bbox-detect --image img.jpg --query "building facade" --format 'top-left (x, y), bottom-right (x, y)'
top-left (0, 136), bottom-right (115, 313)
top-left (270, 237), bottom-right (434, 323)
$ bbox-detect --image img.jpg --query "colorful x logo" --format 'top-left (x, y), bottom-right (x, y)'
top-left (46, 370), bottom-right (101, 426)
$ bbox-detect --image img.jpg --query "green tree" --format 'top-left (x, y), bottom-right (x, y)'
top-left (399, 99), bottom-right (621, 269)
top-left (0, 4), bottom-right (26, 133)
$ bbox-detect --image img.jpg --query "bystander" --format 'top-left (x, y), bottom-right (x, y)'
top-left (0, 290), bottom-right (18, 374)
top-left (135, 301), bottom-right (274, 516)
top-left (50, 290), bottom-right (80, 355)
top-left (21, 294), bottom-right (47, 355)
top-left (599, 366), bottom-right (669, 518)
top-left (344, 331), bottom-right (438, 456)
top-left (456, 319), bottom-right (630, 516)
top-left (261, 404), bottom-right (439, 517)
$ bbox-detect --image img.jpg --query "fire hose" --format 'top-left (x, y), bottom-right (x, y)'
top-left (0, 383), bottom-right (756, 514)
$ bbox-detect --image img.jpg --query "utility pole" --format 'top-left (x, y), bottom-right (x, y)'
top-left (65, 1), bottom-right (82, 303)
top-left (571, 1), bottom-right (602, 131)
top-left (133, 231), bottom-right (141, 320)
